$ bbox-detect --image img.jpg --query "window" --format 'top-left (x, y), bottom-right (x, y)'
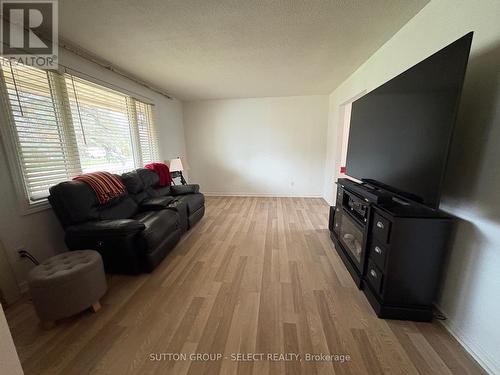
top-left (0, 59), bottom-right (159, 209)
top-left (65, 75), bottom-right (135, 174)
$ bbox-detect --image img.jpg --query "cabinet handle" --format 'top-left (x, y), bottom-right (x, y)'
top-left (376, 221), bottom-right (384, 229)
top-left (370, 269), bottom-right (377, 278)
top-left (374, 246), bottom-right (382, 254)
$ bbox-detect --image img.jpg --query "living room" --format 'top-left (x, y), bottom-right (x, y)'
top-left (0, 0), bottom-right (499, 374)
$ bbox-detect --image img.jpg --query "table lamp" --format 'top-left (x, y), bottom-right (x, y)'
top-left (169, 157), bottom-right (187, 185)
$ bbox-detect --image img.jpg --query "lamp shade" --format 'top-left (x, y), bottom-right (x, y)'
top-left (169, 157), bottom-right (184, 172)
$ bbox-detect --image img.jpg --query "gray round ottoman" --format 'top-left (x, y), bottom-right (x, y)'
top-left (27, 250), bottom-right (107, 328)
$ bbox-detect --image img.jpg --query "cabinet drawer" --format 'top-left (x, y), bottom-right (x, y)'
top-left (370, 239), bottom-right (388, 270)
top-left (372, 213), bottom-right (391, 244)
top-left (366, 261), bottom-right (383, 295)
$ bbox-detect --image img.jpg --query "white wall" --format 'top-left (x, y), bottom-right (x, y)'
top-left (0, 47), bottom-right (186, 294)
top-left (323, 0), bottom-right (500, 373)
top-left (184, 96), bottom-right (329, 197)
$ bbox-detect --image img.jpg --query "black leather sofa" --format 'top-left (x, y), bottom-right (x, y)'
top-left (48, 168), bottom-right (205, 274)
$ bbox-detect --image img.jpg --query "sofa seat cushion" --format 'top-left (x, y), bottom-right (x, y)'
top-left (66, 219), bottom-right (145, 238)
top-left (151, 186), bottom-right (171, 197)
top-left (98, 196), bottom-right (138, 220)
top-left (173, 193), bottom-right (205, 215)
top-left (140, 196), bottom-right (175, 211)
top-left (133, 210), bottom-right (179, 251)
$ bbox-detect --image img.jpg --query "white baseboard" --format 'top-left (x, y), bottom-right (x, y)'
top-left (203, 192), bottom-right (323, 198)
top-left (436, 309), bottom-right (498, 375)
top-left (322, 195), bottom-right (334, 206)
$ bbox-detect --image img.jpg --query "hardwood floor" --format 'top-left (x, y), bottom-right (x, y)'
top-left (5, 197), bottom-right (486, 375)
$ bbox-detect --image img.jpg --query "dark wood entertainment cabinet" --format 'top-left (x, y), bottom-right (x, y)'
top-left (329, 178), bottom-right (453, 321)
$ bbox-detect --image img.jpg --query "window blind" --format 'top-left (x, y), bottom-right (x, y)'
top-left (65, 74), bottom-right (136, 174)
top-left (0, 60), bottom-right (80, 201)
top-left (134, 99), bottom-right (159, 164)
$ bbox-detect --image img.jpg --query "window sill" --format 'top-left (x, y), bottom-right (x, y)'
top-left (21, 199), bottom-right (51, 216)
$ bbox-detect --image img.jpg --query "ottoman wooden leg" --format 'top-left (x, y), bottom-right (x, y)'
top-left (91, 301), bottom-right (101, 313)
top-left (41, 321), bottom-right (55, 330)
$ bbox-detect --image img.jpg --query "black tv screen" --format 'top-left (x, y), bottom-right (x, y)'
top-left (346, 32), bottom-right (473, 208)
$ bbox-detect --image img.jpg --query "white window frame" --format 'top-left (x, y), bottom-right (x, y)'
top-left (0, 62), bottom-right (159, 215)
top-left (0, 80), bottom-right (47, 214)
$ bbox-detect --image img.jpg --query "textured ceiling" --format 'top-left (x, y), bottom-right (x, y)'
top-left (59, 0), bottom-right (429, 100)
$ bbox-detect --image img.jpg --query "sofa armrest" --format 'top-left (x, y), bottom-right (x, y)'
top-left (165, 200), bottom-right (188, 233)
top-left (66, 219), bottom-right (145, 237)
top-left (170, 184), bottom-right (200, 196)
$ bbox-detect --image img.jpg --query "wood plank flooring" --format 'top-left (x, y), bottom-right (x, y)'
top-left (5, 197), bottom-right (487, 375)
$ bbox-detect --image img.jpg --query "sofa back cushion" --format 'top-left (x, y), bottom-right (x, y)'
top-left (121, 170), bottom-right (144, 194)
top-left (49, 180), bottom-right (138, 227)
top-left (121, 170), bottom-right (149, 203)
top-left (136, 168), bottom-right (158, 187)
top-left (135, 168), bottom-right (171, 197)
top-left (49, 181), bottom-right (99, 226)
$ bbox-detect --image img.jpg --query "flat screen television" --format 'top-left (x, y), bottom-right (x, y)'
top-left (345, 32), bottom-right (473, 209)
